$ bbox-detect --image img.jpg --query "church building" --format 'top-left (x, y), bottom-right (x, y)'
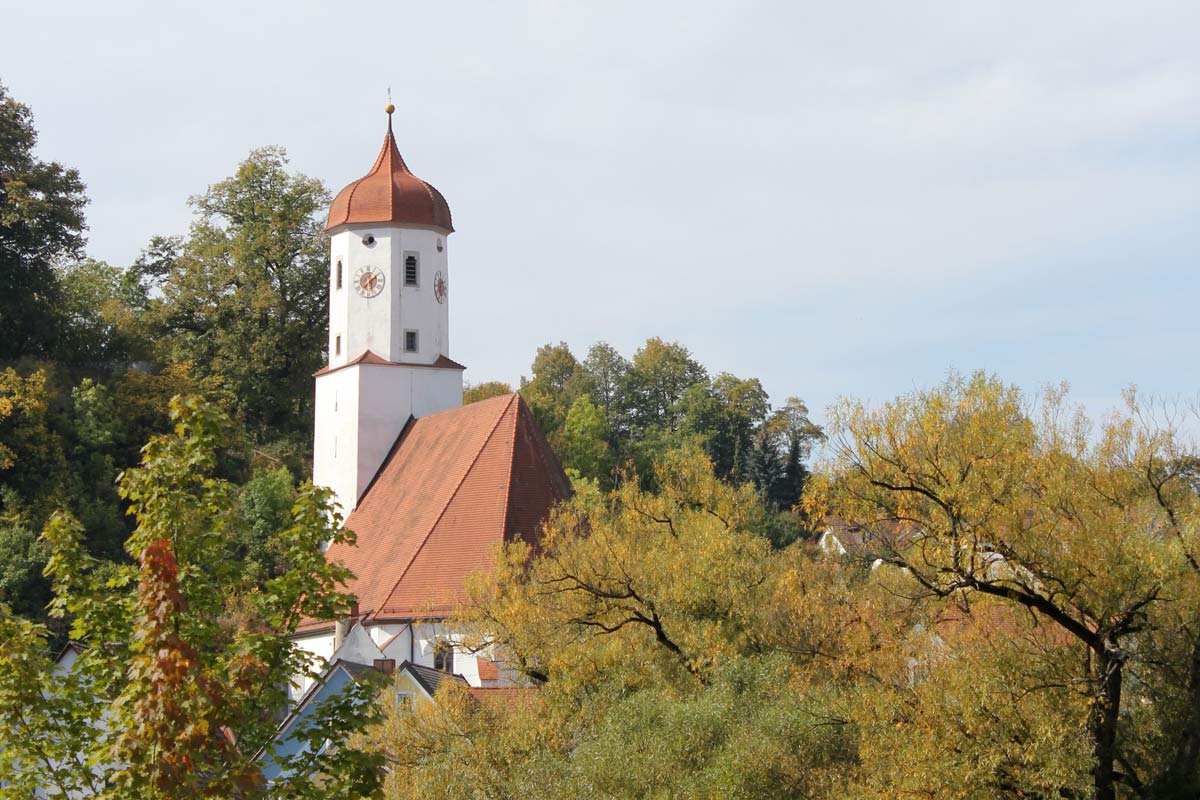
top-left (291, 105), bottom-right (571, 690)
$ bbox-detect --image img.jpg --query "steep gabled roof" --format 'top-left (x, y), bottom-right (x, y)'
top-left (323, 393), bottom-right (571, 622)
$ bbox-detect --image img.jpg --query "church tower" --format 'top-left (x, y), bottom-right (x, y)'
top-left (313, 105), bottom-right (464, 514)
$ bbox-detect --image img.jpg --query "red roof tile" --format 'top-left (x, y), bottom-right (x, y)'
top-left (326, 111), bottom-right (454, 233)
top-left (476, 657), bottom-right (500, 681)
top-left (323, 394), bottom-right (571, 622)
top-left (466, 687), bottom-right (538, 710)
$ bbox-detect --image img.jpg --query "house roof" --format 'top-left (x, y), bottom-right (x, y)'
top-left (321, 393), bottom-right (572, 623)
top-left (466, 687), bottom-right (538, 710)
top-left (270, 659), bottom-right (385, 748)
top-left (400, 661), bottom-right (468, 697)
top-left (476, 657), bottom-right (500, 681)
top-left (326, 108), bottom-right (454, 233)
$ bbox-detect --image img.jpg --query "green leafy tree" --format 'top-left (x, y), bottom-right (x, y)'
top-left (0, 82), bottom-right (88, 360)
top-left (141, 147), bottom-right (330, 439)
top-left (519, 342), bottom-right (592, 442)
top-left (0, 367), bottom-right (66, 517)
top-left (617, 337), bottom-right (707, 434)
top-left (53, 259), bottom-right (145, 364)
top-left (559, 395), bottom-right (612, 484)
top-left (463, 380), bottom-right (513, 404)
top-left (228, 464), bottom-right (298, 580)
top-left (581, 341), bottom-right (629, 423)
top-left (0, 397), bottom-right (382, 798)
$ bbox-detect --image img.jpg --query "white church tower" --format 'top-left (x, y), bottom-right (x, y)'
top-left (313, 104), bottom-right (464, 514)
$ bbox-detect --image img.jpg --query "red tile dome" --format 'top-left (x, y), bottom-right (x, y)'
top-left (326, 111), bottom-right (453, 233)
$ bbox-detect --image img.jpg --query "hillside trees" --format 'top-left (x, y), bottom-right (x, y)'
top-left (0, 397), bottom-right (382, 799)
top-left (0, 81), bottom-right (88, 360)
top-left (138, 146), bottom-right (330, 443)
top-left (516, 338), bottom-right (822, 531)
top-left (1, 87), bottom-right (329, 630)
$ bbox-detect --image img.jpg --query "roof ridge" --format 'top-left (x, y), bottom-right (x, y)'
top-left (372, 394), bottom-right (521, 619)
top-left (498, 395), bottom-right (521, 546)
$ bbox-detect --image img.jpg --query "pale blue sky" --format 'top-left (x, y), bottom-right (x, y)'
top-left (4, 1), bottom-right (1197, 424)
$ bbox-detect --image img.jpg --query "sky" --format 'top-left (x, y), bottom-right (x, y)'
top-left (4, 1), bottom-right (1198, 427)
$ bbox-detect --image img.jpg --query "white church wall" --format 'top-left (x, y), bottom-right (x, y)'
top-left (289, 629), bottom-right (338, 701)
top-left (388, 227), bottom-right (450, 362)
top-left (377, 625), bottom-right (413, 663)
top-left (327, 235), bottom-right (352, 368)
top-left (328, 224), bottom-right (449, 367)
top-left (334, 226), bottom-right (398, 363)
top-left (313, 366), bottom-right (362, 517)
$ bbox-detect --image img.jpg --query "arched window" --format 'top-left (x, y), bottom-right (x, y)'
top-left (433, 641), bottom-right (454, 673)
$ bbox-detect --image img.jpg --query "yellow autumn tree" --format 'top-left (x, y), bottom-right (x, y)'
top-left (810, 372), bottom-right (1200, 800)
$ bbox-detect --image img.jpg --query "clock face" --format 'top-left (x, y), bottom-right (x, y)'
top-left (434, 271), bottom-right (448, 304)
top-left (354, 266), bottom-right (385, 298)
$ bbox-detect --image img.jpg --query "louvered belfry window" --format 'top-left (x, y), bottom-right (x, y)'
top-left (404, 254), bottom-right (418, 286)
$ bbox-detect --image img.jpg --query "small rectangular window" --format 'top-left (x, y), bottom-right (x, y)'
top-left (404, 330), bottom-right (418, 353)
top-left (394, 691), bottom-right (415, 713)
top-left (404, 253), bottom-right (418, 286)
top-left (336, 259), bottom-right (343, 289)
top-left (335, 335), bottom-right (341, 356)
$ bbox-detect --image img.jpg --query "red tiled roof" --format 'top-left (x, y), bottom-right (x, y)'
top-left (476, 657), bottom-right (500, 681)
top-left (313, 350), bottom-right (467, 377)
top-left (466, 687), bottom-right (538, 710)
top-left (326, 111), bottom-right (454, 233)
top-left (323, 393), bottom-right (571, 622)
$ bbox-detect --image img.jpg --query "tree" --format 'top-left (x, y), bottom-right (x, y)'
top-left (766, 397), bottom-right (823, 509)
top-left (617, 337), bottom-right (707, 434)
top-left (559, 395), bottom-right (612, 484)
top-left (519, 342), bottom-right (591, 442)
top-left (141, 147), bottom-right (330, 439)
top-left (463, 380), bottom-right (513, 404)
top-left (0, 367), bottom-right (65, 516)
top-left (0, 82), bottom-right (88, 360)
top-left (53, 259), bottom-right (145, 364)
top-left (581, 341), bottom-right (629, 423)
top-left (0, 396), bottom-right (382, 798)
top-left (376, 445), bottom-right (864, 798)
top-left (810, 372), bottom-right (1200, 799)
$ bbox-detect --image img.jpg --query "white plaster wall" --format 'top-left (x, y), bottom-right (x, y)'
top-left (328, 224), bottom-right (450, 365)
top-left (327, 235), bottom-right (352, 367)
top-left (378, 626), bottom-right (414, 663)
top-left (333, 624), bottom-right (386, 666)
top-left (312, 367), bottom-right (361, 518)
top-left (354, 363), bottom-right (461, 505)
top-left (291, 630), bottom-right (337, 700)
top-left (411, 621), bottom-right (483, 687)
top-left (315, 362), bottom-right (462, 514)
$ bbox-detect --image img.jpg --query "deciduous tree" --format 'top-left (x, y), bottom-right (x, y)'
top-left (0, 82), bottom-right (88, 360)
top-left (0, 397), bottom-right (382, 798)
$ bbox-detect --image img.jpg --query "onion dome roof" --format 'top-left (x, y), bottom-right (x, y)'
top-left (326, 108), bottom-right (453, 233)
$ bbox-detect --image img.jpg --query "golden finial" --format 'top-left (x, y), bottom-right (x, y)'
top-left (386, 87), bottom-right (394, 116)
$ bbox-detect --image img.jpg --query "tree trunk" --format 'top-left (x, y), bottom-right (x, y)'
top-left (1091, 648), bottom-right (1123, 800)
